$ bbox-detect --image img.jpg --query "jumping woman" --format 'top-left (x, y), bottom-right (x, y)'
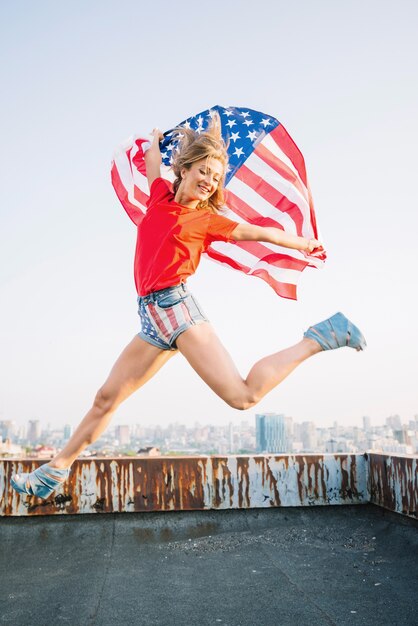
top-left (11, 115), bottom-right (366, 499)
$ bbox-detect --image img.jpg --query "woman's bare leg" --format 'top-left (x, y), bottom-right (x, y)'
top-left (48, 336), bottom-right (175, 469)
top-left (176, 323), bottom-right (321, 410)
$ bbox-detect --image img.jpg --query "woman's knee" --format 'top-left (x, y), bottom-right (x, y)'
top-left (93, 386), bottom-right (119, 415)
top-left (226, 390), bottom-right (259, 411)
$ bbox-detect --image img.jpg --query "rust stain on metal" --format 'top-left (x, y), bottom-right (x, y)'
top-left (369, 454), bottom-right (417, 518)
top-left (236, 457), bottom-right (249, 508)
top-left (1, 453), bottom-right (414, 517)
top-left (261, 456), bottom-right (281, 506)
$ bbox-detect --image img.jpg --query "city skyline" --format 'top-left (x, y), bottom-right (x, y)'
top-left (1, 408), bottom-right (417, 432)
top-left (1, 2), bottom-right (417, 429)
top-left (2, 410), bottom-right (417, 458)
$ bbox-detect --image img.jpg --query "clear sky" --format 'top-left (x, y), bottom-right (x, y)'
top-left (1, 0), bottom-right (417, 431)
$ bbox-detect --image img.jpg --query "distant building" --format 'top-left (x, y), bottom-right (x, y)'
top-left (0, 421), bottom-right (15, 441)
top-left (31, 445), bottom-right (57, 458)
top-left (256, 413), bottom-right (292, 453)
top-left (301, 421), bottom-right (317, 451)
top-left (325, 438), bottom-right (353, 453)
top-left (63, 424), bottom-right (73, 440)
top-left (137, 446), bottom-right (160, 456)
top-left (228, 422), bottom-right (234, 453)
top-left (0, 438), bottom-right (23, 456)
top-left (386, 415), bottom-right (402, 430)
top-left (363, 416), bottom-right (371, 431)
top-left (27, 420), bottom-right (41, 444)
top-left (115, 425), bottom-right (130, 446)
top-left (393, 429), bottom-right (411, 446)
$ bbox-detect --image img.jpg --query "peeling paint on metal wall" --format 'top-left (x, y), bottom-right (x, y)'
top-left (369, 454), bottom-right (417, 518)
top-left (0, 454), bottom-right (371, 517)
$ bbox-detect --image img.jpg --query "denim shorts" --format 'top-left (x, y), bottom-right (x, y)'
top-left (137, 284), bottom-right (209, 350)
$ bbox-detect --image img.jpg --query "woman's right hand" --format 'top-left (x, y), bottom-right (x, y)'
top-left (151, 128), bottom-right (164, 143)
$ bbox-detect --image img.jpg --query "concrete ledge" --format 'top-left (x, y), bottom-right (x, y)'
top-left (1, 454), bottom-right (369, 516)
top-left (369, 453), bottom-right (417, 517)
top-left (2, 453), bottom-right (417, 518)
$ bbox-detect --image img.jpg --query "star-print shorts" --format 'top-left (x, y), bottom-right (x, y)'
top-left (137, 283), bottom-right (209, 350)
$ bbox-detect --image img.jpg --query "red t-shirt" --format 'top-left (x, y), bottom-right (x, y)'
top-left (135, 178), bottom-right (238, 295)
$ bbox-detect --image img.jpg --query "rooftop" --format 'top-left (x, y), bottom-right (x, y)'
top-left (2, 505), bottom-right (417, 625)
top-left (1, 453), bottom-right (417, 625)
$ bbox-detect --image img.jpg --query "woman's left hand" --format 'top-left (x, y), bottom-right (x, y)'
top-left (305, 238), bottom-right (323, 253)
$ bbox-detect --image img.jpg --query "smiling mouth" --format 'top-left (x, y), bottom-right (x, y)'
top-left (198, 185), bottom-right (210, 194)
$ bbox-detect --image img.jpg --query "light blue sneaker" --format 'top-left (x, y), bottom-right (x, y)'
top-left (304, 312), bottom-right (367, 351)
top-left (10, 463), bottom-right (70, 499)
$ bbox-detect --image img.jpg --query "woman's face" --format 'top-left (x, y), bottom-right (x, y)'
top-left (180, 158), bottom-right (224, 204)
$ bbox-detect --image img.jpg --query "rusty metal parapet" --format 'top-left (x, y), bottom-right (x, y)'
top-left (0, 454), bottom-right (368, 517)
top-left (368, 453), bottom-right (417, 518)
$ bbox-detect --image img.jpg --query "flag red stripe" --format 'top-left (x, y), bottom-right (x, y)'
top-left (235, 240), bottom-right (309, 270)
top-left (206, 246), bottom-right (251, 273)
top-left (250, 268), bottom-right (297, 300)
top-left (131, 140), bottom-right (148, 176)
top-left (206, 247), bottom-right (298, 300)
top-left (234, 165), bottom-right (305, 234)
top-left (270, 125), bottom-right (307, 186)
top-left (226, 189), bottom-right (285, 229)
top-left (110, 163), bottom-right (143, 226)
top-left (133, 184), bottom-right (149, 208)
top-left (254, 142), bottom-right (309, 203)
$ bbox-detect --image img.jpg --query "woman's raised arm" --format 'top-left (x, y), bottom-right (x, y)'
top-left (144, 128), bottom-right (164, 188)
top-left (231, 223), bottom-right (323, 254)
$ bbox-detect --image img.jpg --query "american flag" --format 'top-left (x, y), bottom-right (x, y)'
top-left (111, 105), bottom-right (326, 300)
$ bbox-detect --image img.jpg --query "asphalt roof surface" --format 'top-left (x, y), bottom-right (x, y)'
top-left (1, 504), bottom-right (417, 626)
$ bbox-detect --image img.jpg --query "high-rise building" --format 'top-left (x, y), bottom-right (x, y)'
top-left (301, 421), bottom-right (317, 451)
top-left (27, 420), bottom-right (41, 444)
top-left (386, 415), bottom-right (402, 430)
top-left (256, 413), bottom-right (293, 453)
top-left (393, 429), bottom-right (411, 446)
top-left (63, 424), bottom-right (73, 440)
top-left (363, 416), bottom-right (371, 431)
top-left (115, 425), bottom-right (130, 446)
top-left (0, 421), bottom-right (14, 441)
top-left (228, 422), bottom-right (234, 453)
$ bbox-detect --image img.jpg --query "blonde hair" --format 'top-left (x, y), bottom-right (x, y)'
top-left (171, 112), bottom-right (228, 213)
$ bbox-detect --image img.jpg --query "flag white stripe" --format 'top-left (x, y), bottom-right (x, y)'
top-left (209, 241), bottom-right (302, 285)
top-left (226, 176), bottom-right (298, 234)
top-left (113, 146), bottom-right (144, 210)
top-left (213, 210), bottom-right (303, 258)
top-left (262, 134), bottom-right (309, 198)
top-left (210, 240), bottom-right (299, 281)
top-left (249, 261), bottom-right (302, 285)
top-left (246, 151), bottom-right (312, 221)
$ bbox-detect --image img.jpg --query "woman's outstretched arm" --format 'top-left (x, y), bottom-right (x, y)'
top-left (231, 223), bottom-right (323, 254)
top-left (144, 128), bottom-right (163, 188)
